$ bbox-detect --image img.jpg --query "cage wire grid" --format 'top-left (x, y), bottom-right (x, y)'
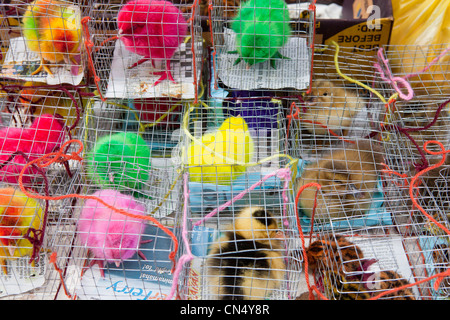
top-left (0, 83), bottom-right (86, 299)
top-left (208, 0), bottom-right (315, 94)
top-left (175, 101), bottom-right (303, 300)
top-left (84, 0), bottom-right (203, 101)
top-left (283, 40), bottom-right (450, 300)
top-left (0, 0), bottom-right (449, 301)
top-left (43, 95), bottom-right (186, 300)
top-left (0, 0), bottom-right (90, 86)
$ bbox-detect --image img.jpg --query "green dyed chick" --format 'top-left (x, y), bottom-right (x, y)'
top-left (230, 0), bottom-right (292, 69)
top-left (86, 132), bottom-right (152, 194)
top-left (184, 116), bottom-right (254, 185)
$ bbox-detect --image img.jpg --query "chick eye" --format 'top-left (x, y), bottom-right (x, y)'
top-left (323, 92), bottom-right (328, 96)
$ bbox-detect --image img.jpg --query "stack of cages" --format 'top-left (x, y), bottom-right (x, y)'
top-left (379, 43), bottom-right (450, 300)
top-left (175, 0), bottom-right (315, 300)
top-left (45, 0), bottom-right (204, 300)
top-left (0, 0), bottom-right (89, 299)
top-left (287, 38), bottom-right (426, 298)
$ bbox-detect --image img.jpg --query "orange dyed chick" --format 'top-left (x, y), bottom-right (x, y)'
top-left (21, 0), bottom-right (81, 76)
top-left (0, 187), bottom-right (44, 275)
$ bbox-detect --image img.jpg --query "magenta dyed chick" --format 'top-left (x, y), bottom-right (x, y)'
top-left (0, 114), bottom-right (65, 185)
top-left (77, 189), bottom-right (149, 277)
top-left (117, 0), bottom-right (188, 86)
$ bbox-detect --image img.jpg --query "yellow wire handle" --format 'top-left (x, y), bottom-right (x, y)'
top-left (331, 40), bottom-right (399, 105)
top-left (181, 104), bottom-right (296, 169)
top-left (330, 40), bottom-right (399, 141)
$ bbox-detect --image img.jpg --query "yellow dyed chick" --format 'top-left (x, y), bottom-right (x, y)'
top-left (0, 187), bottom-right (44, 275)
top-left (184, 116), bottom-right (254, 185)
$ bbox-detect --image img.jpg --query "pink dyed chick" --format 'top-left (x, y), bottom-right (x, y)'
top-left (0, 114), bottom-right (65, 185)
top-left (77, 189), bottom-right (149, 277)
top-left (117, 0), bottom-right (188, 86)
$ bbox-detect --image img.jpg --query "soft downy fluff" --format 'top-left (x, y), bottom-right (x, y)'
top-left (77, 189), bottom-right (147, 275)
top-left (0, 114), bottom-right (66, 185)
top-left (117, 0), bottom-right (188, 85)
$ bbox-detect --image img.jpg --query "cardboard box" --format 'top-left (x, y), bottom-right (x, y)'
top-left (315, 0), bottom-right (394, 53)
top-left (289, 0), bottom-right (394, 85)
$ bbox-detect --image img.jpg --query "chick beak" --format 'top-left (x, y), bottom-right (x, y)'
top-left (246, 63), bottom-right (251, 70)
top-left (8, 246), bottom-right (16, 257)
top-left (115, 261), bottom-right (121, 268)
top-left (118, 29), bottom-right (123, 37)
top-left (63, 54), bottom-right (71, 65)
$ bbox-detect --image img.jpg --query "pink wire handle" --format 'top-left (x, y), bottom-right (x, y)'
top-left (374, 48), bottom-right (414, 101)
top-left (167, 168), bottom-right (293, 299)
top-left (167, 173), bottom-right (194, 300)
top-left (375, 46), bottom-right (450, 101)
top-left (193, 168), bottom-right (292, 227)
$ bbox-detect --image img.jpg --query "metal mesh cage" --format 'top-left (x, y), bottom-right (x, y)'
top-left (209, 0), bottom-right (314, 93)
top-left (83, 0), bottom-right (203, 100)
top-left (45, 96), bottom-right (185, 299)
top-left (0, 0), bottom-right (88, 86)
top-left (305, 233), bottom-right (420, 300)
top-left (293, 43), bottom-right (450, 300)
top-left (0, 88), bottom-right (85, 299)
top-left (174, 102), bottom-right (303, 300)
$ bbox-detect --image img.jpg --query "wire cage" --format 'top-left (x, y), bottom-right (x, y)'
top-left (83, 0), bottom-right (204, 101)
top-left (44, 96), bottom-right (186, 300)
top-left (303, 232), bottom-right (421, 300)
top-left (178, 202), bottom-right (303, 300)
top-left (288, 44), bottom-right (390, 161)
top-left (178, 101), bottom-right (292, 213)
top-left (380, 44), bottom-right (450, 301)
top-left (173, 102), bottom-right (304, 300)
top-left (0, 82), bottom-right (86, 195)
top-left (0, 83), bottom-right (88, 299)
top-left (286, 42), bottom-right (393, 237)
top-left (208, 0), bottom-right (315, 94)
top-left (291, 43), bottom-right (450, 300)
top-left (376, 44), bottom-right (450, 234)
top-left (0, 0), bottom-right (88, 86)
top-left (0, 185), bottom-right (51, 298)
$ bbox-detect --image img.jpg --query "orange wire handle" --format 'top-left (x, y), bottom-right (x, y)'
top-left (81, 16), bottom-right (106, 101)
top-left (17, 139), bottom-right (179, 273)
top-left (49, 251), bottom-right (76, 300)
top-left (370, 140), bottom-right (450, 299)
top-left (295, 140), bottom-right (450, 299)
top-left (293, 181), bottom-right (327, 300)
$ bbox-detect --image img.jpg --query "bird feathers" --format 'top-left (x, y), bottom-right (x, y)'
top-left (0, 187), bottom-right (44, 274)
top-left (296, 140), bottom-right (383, 219)
top-left (184, 116), bottom-right (254, 185)
top-left (0, 114), bottom-right (66, 185)
top-left (117, 0), bottom-right (188, 84)
top-left (231, 0), bottom-right (291, 68)
top-left (77, 189), bottom-right (147, 268)
top-left (301, 79), bottom-right (364, 136)
top-left (207, 206), bottom-right (285, 300)
top-left (22, 0), bottom-right (81, 65)
top-left (86, 131), bottom-right (152, 191)
top-left (117, 0), bottom-right (188, 60)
